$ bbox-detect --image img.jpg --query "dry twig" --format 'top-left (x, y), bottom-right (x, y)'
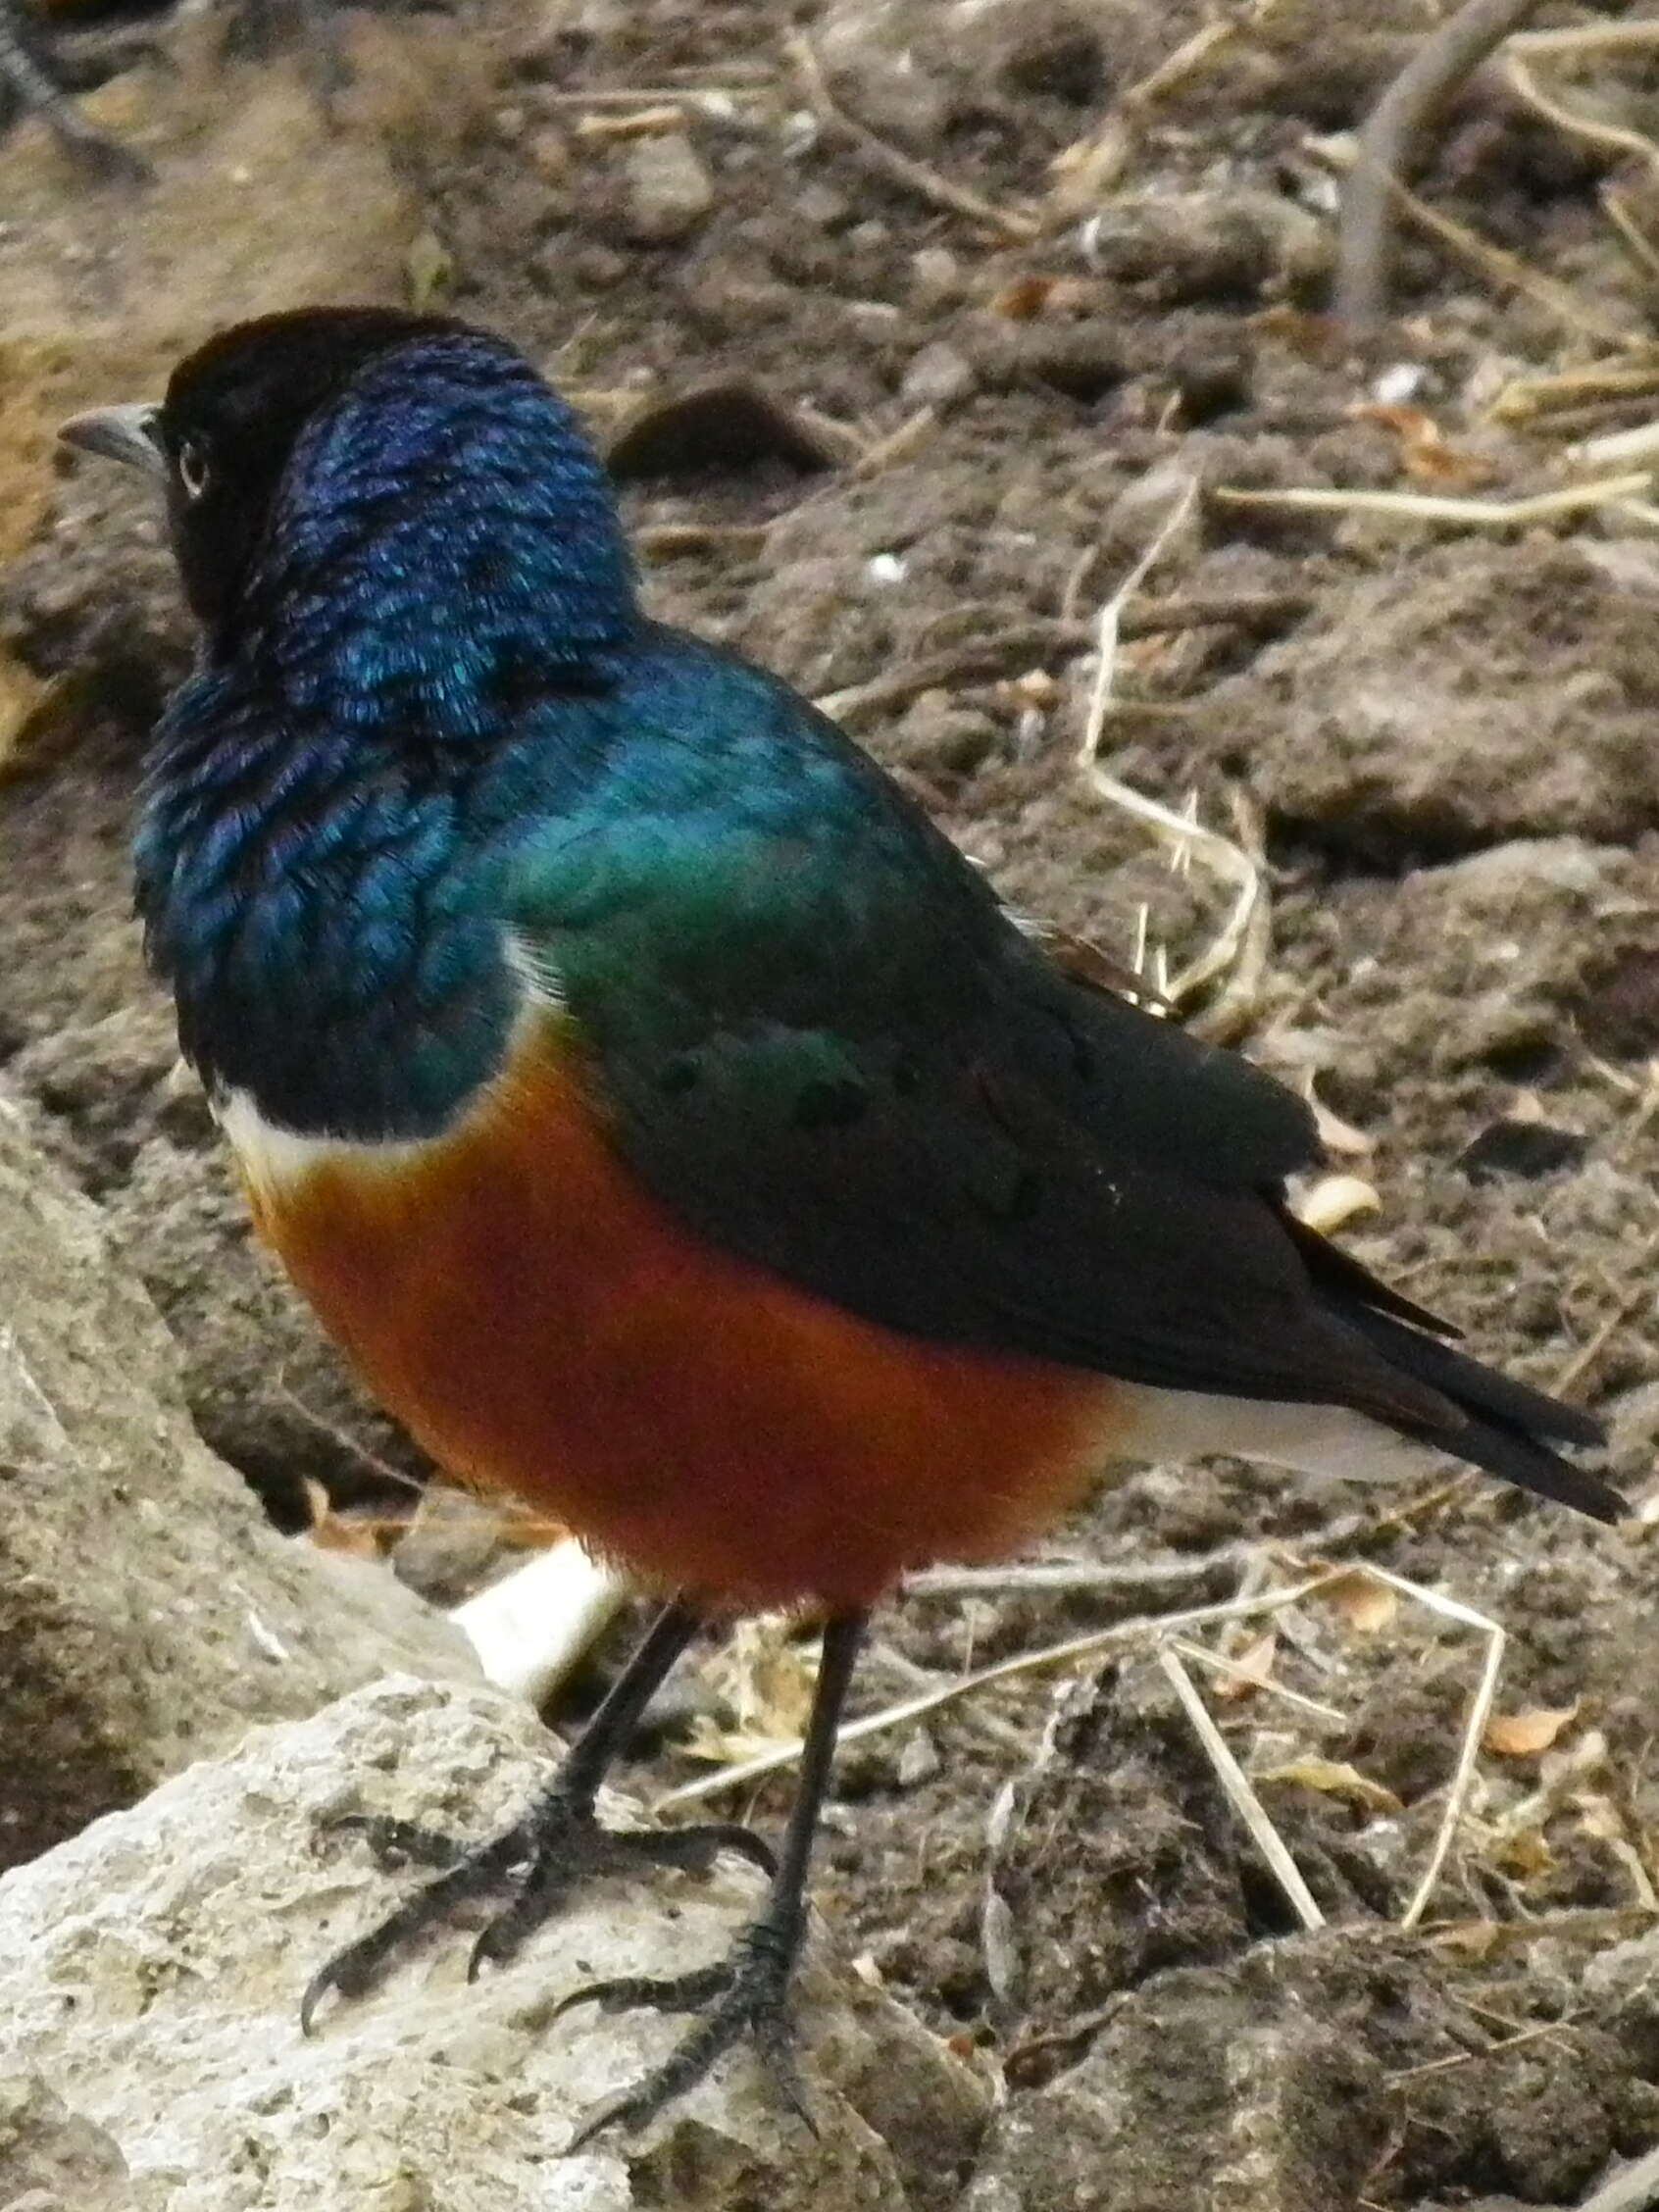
top-left (1159, 1643), bottom-right (1328, 1930)
top-left (1581, 2137), bottom-right (1659, 2212)
top-left (813, 595), bottom-right (1306, 729)
top-left (1336, 0), bottom-right (1553, 328)
top-left (783, 28), bottom-right (1038, 243)
top-left (1210, 474), bottom-right (1653, 528)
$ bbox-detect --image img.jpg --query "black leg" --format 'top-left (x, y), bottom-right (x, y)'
top-left (0, 0), bottom-right (152, 183)
top-left (559, 1609), bottom-right (869, 2147)
top-left (301, 1599), bottom-right (775, 2032)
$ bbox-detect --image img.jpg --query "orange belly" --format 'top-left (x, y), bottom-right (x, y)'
top-left (240, 1044), bottom-right (1115, 1609)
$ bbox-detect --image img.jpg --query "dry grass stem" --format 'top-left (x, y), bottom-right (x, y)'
top-left (1504, 25), bottom-right (1659, 192)
top-left (1071, 474), bottom-right (1268, 1025)
top-left (851, 405), bottom-right (940, 478)
top-left (539, 87), bottom-right (764, 110)
top-left (1385, 2020), bottom-right (1565, 2087)
top-left (1169, 1634), bottom-right (1346, 1725)
top-left (1579, 2137), bottom-right (1659, 2212)
top-left (1312, 126), bottom-right (1634, 341)
top-left (654, 1571), bottom-right (1349, 1807)
top-left (1491, 355), bottom-right (1659, 427)
top-left (273, 1375), bottom-right (424, 1495)
top-left (1079, 474), bottom-right (1200, 749)
top-left (635, 523), bottom-right (769, 560)
top-left (1117, 19), bottom-right (1243, 110)
top-left (1384, 178), bottom-right (1634, 343)
top-left (1602, 186), bottom-right (1659, 289)
top-left (1548, 1224), bottom-right (1659, 1400)
top-left (573, 105), bottom-right (697, 140)
top-left (783, 29), bottom-right (1038, 242)
top-left (816, 596), bottom-right (1303, 730)
top-left (1570, 419), bottom-right (1659, 470)
top-left (1078, 773), bottom-right (1264, 1015)
top-left (1210, 474), bottom-right (1653, 527)
top-left (1182, 786), bottom-right (1270, 1041)
top-left (1158, 1644), bottom-right (1328, 1931)
top-left (905, 1530), bottom-right (1365, 1599)
top-left (1348, 1564), bottom-right (1509, 1932)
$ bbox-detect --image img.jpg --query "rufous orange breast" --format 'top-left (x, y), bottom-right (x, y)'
top-left (226, 1023), bottom-right (1118, 1610)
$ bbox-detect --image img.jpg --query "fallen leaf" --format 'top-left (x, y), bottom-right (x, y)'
top-left (405, 228), bottom-right (454, 310)
top-left (1213, 1628), bottom-right (1277, 1702)
top-left (1492, 1828), bottom-right (1554, 1877)
top-left (1322, 1571), bottom-right (1398, 1634)
top-left (299, 1478), bottom-right (410, 1558)
top-left (1258, 1757), bottom-right (1402, 1814)
top-left (1484, 1704), bottom-right (1579, 1758)
top-left (1295, 1174), bottom-right (1381, 1234)
top-left (1301, 1078), bottom-right (1374, 1157)
top-left (1352, 402), bottom-right (1493, 487)
top-left (990, 274), bottom-right (1091, 321)
top-left (1431, 1918), bottom-right (1502, 1959)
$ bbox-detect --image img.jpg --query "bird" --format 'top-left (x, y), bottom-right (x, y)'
top-left (59, 306), bottom-right (1621, 2144)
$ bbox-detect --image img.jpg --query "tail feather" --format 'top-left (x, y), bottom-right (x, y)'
top-left (1334, 1300), bottom-right (1621, 1525)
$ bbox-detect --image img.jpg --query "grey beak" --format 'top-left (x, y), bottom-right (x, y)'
top-left (57, 403), bottom-right (165, 478)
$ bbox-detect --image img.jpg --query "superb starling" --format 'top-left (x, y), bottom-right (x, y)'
top-left (59, 307), bottom-right (1618, 2140)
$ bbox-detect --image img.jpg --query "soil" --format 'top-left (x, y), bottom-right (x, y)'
top-left (7, 0), bottom-right (1659, 2202)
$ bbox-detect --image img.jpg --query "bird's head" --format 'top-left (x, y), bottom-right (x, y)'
top-left (60, 307), bottom-right (635, 693)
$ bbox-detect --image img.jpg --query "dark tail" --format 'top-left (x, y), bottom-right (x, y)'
top-left (1337, 1297), bottom-right (1622, 1524)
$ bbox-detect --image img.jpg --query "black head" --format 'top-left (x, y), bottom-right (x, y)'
top-left (61, 307), bottom-right (479, 631)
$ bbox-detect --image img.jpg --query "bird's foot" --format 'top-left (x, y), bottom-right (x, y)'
top-left (220, 0), bottom-right (349, 115)
top-left (299, 1783), bottom-right (775, 2032)
top-left (557, 1906), bottom-right (813, 2147)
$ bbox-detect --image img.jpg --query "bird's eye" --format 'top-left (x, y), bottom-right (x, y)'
top-left (176, 437), bottom-right (211, 502)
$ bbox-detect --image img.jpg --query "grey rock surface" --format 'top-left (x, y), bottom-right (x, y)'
top-left (0, 1676), bottom-right (987, 2209)
top-left (0, 1095), bottom-right (478, 1869)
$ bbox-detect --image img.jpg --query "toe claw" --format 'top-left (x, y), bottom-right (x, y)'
top-left (566, 2085), bottom-right (654, 2152)
top-left (299, 1962), bottom-right (341, 2036)
top-left (554, 1962), bottom-right (732, 2023)
top-left (553, 1973), bottom-right (658, 2023)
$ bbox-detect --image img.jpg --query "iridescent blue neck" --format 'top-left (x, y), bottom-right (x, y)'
top-left (226, 335), bottom-right (637, 739)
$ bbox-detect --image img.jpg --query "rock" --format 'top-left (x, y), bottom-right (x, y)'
top-left (816, 0), bottom-right (953, 149)
top-left (1282, 838), bottom-right (1659, 1093)
top-left (1221, 541), bottom-right (1659, 856)
top-left (0, 1097), bottom-right (478, 1869)
top-left (899, 341), bottom-right (975, 410)
top-left (623, 131), bottom-right (716, 243)
top-left (0, 1677), bottom-right (987, 2209)
top-left (0, 2075), bottom-right (135, 2212)
top-left (965, 1945), bottom-right (1387, 2212)
top-left (1080, 190), bottom-right (1331, 302)
top-left (909, 247), bottom-right (962, 308)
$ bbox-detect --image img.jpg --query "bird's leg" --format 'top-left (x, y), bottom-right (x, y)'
top-left (223, 0), bottom-right (348, 114)
top-left (557, 1609), bottom-right (869, 2146)
top-left (301, 1599), bottom-right (775, 2032)
top-left (0, 0), bottom-right (152, 182)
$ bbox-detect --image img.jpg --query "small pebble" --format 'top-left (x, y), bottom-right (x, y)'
top-left (897, 1728), bottom-right (941, 1786)
top-left (911, 246), bottom-right (962, 308)
top-left (624, 130), bottom-right (716, 243)
top-left (901, 340), bottom-right (974, 410)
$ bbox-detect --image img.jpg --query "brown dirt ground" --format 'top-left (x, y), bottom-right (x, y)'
top-left (9, 0), bottom-right (1659, 2201)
